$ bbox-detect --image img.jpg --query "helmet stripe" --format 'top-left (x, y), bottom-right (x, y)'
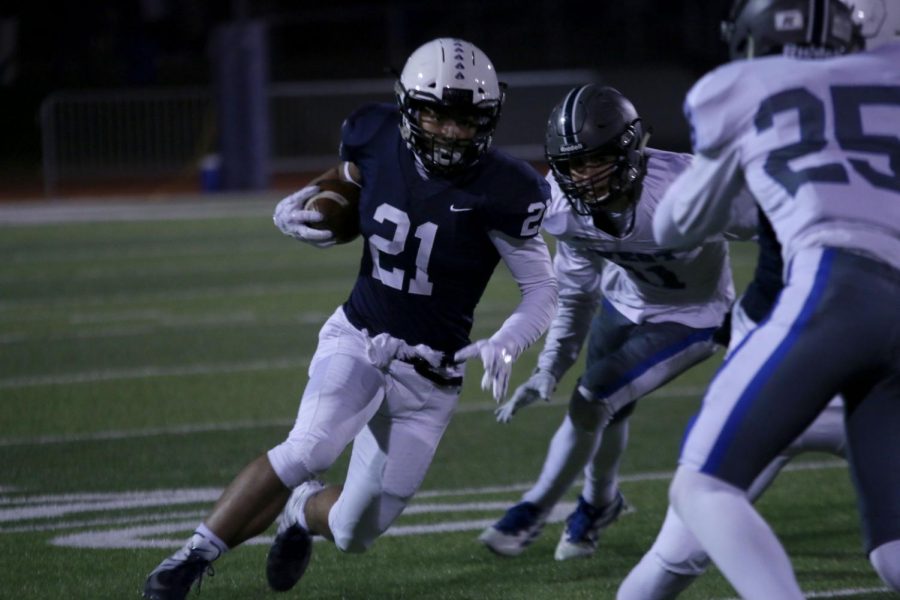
top-left (810, 0), bottom-right (828, 45)
top-left (560, 85), bottom-right (589, 146)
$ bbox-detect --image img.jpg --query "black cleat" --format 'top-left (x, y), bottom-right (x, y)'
top-left (143, 550), bottom-right (213, 600)
top-left (266, 523), bottom-right (313, 592)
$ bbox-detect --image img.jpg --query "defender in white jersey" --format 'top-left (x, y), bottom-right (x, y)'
top-left (651, 1), bottom-right (900, 597)
top-left (618, 0), bottom-right (900, 595)
top-left (478, 85), bottom-right (735, 561)
top-left (618, 211), bottom-right (848, 600)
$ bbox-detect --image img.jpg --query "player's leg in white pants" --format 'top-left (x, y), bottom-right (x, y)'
top-left (329, 360), bottom-right (459, 553)
top-left (668, 249), bottom-right (898, 599)
top-left (619, 294), bottom-right (849, 600)
top-left (582, 415), bottom-right (629, 508)
top-left (670, 467), bottom-right (805, 600)
top-left (618, 399), bottom-right (846, 599)
top-left (524, 310), bottom-right (717, 511)
top-left (521, 402), bottom-right (608, 509)
top-left (268, 308), bottom-right (390, 489)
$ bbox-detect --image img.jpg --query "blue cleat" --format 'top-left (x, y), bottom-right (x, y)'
top-left (554, 492), bottom-right (630, 561)
top-left (479, 501), bottom-right (547, 557)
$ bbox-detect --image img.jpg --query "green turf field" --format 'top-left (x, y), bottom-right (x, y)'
top-left (0, 199), bottom-right (890, 599)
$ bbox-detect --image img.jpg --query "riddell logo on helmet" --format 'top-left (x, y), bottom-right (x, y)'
top-left (774, 10), bottom-right (804, 31)
top-left (560, 143), bottom-right (584, 152)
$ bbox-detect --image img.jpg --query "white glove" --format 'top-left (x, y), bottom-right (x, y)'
top-left (364, 331), bottom-right (444, 370)
top-left (273, 185), bottom-right (336, 248)
top-left (454, 339), bottom-right (514, 403)
top-left (495, 370), bottom-right (557, 424)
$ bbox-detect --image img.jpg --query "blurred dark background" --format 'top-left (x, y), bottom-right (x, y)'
top-left (0, 0), bottom-right (731, 197)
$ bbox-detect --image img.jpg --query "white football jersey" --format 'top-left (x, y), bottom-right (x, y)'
top-left (676, 43), bottom-right (900, 272)
top-left (538, 148), bottom-right (734, 379)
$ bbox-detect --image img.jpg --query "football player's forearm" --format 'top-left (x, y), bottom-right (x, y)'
top-left (535, 296), bottom-right (596, 381)
top-left (654, 151), bottom-right (742, 248)
top-left (488, 233), bottom-right (557, 361)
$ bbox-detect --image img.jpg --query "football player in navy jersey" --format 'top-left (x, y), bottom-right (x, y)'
top-left (142, 38), bottom-right (557, 599)
top-left (650, 0), bottom-right (900, 596)
top-left (478, 84), bottom-right (738, 561)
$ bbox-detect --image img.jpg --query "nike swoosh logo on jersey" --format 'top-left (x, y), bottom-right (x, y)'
top-left (450, 205), bottom-right (474, 212)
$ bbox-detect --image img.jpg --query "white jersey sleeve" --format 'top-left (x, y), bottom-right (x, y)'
top-left (535, 239), bottom-right (603, 380)
top-left (654, 150), bottom-right (750, 248)
top-left (666, 45), bottom-right (900, 272)
top-left (487, 231), bottom-right (558, 362)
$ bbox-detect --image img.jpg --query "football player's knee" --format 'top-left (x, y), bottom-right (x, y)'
top-left (871, 539), bottom-right (900, 591)
top-left (617, 551), bottom-right (705, 600)
top-left (331, 490), bottom-right (409, 554)
top-left (609, 401), bottom-right (636, 425)
top-left (267, 436), bottom-right (342, 489)
top-left (668, 467), bottom-right (701, 517)
top-left (654, 547), bottom-right (711, 577)
top-left (567, 386), bottom-right (612, 432)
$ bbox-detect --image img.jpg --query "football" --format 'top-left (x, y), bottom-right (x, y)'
top-left (303, 178), bottom-right (361, 244)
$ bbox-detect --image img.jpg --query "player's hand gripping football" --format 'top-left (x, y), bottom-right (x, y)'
top-left (273, 185), bottom-right (336, 248)
top-left (495, 370), bottom-right (557, 423)
top-left (454, 339), bottom-right (514, 403)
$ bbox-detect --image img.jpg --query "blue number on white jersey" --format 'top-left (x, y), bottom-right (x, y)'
top-left (755, 85), bottom-right (900, 195)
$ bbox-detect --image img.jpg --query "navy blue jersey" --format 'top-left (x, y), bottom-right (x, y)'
top-left (339, 103), bottom-right (549, 355)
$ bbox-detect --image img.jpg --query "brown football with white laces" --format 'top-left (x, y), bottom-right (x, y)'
top-left (303, 178), bottom-right (361, 244)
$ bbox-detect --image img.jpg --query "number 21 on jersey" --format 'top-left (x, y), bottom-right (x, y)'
top-left (367, 201), bottom-right (547, 296)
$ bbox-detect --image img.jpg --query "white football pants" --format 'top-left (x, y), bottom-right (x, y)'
top-left (268, 307), bottom-right (461, 552)
top-left (617, 297), bottom-right (846, 600)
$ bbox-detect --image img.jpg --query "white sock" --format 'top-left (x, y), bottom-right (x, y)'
top-left (189, 523), bottom-right (228, 561)
top-left (670, 467), bottom-right (803, 600)
top-left (583, 417), bottom-right (628, 508)
top-left (522, 415), bottom-right (602, 508)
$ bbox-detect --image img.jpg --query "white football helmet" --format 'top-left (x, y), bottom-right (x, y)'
top-left (395, 38), bottom-right (505, 175)
top-left (844, 0), bottom-right (900, 48)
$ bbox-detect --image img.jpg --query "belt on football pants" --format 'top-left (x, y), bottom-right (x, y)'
top-left (399, 357), bottom-right (463, 388)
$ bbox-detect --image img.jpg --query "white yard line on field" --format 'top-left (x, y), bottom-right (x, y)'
top-left (0, 311), bottom-right (331, 345)
top-left (1, 463), bottom-right (843, 528)
top-left (0, 282), bottom-right (346, 312)
top-left (0, 419), bottom-right (295, 448)
top-left (723, 588), bottom-right (892, 599)
top-left (4, 459), bottom-right (840, 550)
top-left (0, 196), bottom-right (279, 226)
top-left (0, 356), bottom-right (310, 390)
top-left (0, 385), bottom-right (708, 447)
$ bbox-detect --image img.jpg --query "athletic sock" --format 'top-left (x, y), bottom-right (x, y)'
top-left (188, 523), bottom-right (228, 561)
top-left (523, 415), bottom-right (603, 508)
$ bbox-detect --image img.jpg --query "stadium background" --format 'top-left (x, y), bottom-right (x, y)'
top-left (0, 0), bottom-right (730, 199)
top-left (3, 2), bottom-right (888, 599)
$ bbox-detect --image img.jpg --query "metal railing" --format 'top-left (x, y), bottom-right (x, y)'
top-left (39, 70), bottom-right (598, 196)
